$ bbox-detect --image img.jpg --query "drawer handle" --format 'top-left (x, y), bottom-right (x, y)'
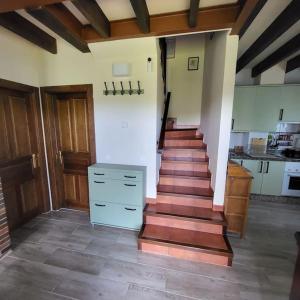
top-left (125, 207), bottom-right (136, 211)
top-left (94, 173), bottom-right (105, 176)
top-left (124, 184), bottom-right (136, 187)
top-left (95, 204), bottom-right (106, 207)
top-left (94, 181), bottom-right (105, 184)
top-left (124, 175), bottom-right (136, 179)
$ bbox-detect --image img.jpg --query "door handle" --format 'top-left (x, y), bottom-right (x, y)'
top-left (124, 175), bottom-right (136, 179)
top-left (31, 153), bottom-right (39, 169)
top-left (124, 184), bottom-right (136, 187)
top-left (57, 150), bottom-right (63, 165)
top-left (258, 161), bottom-right (263, 173)
top-left (279, 109), bottom-right (284, 121)
top-left (125, 207), bottom-right (136, 211)
top-left (95, 204), bottom-right (106, 207)
top-left (94, 181), bottom-right (105, 184)
top-left (94, 173), bottom-right (105, 176)
top-left (264, 161), bottom-right (270, 174)
top-left (231, 119), bottom-right (235, 130)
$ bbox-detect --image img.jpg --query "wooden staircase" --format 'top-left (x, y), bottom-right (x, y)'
top-left (138, 128), bottom-right (233, 266)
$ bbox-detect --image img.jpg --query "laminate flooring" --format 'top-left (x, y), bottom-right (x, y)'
top-left (0, 200), bottom-right (299, 300)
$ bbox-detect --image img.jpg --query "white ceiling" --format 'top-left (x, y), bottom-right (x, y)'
top-left (238, 0), bottom-right (300, 69)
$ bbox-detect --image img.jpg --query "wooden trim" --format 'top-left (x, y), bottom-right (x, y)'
top-left (0, 78), bottom-right (36, 92)
top-left (0, 12), bottom-right (57, 54)
top-left (82, 4), bottom-right (240, 43)
top-left (286, 54), bottom-right (300, 73)
top-left (236, 0), bottom-right (300, 73)
top-left (0, 0), bottom-right (64, 13)
top-left (129, 0), bottom-right (150, 33)
top-left (252, 34), bottom-right (300, 77)
top-left (230, 0), bottom-right (260, 36)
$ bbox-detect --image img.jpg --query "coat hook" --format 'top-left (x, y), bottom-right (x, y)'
top-left (137, 81), bottom-right (141, 95)
top-left (112, 81), bottom-right (116, 95)
top-left (120, 81), bottom-right (124, 95)
top-left (129, 81), bottom-right (133, 95)
top-left (104, 81), bottom-right (108, 96)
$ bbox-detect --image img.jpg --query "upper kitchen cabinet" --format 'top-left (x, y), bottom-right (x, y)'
top-left (252, 86), bottom-right (282, 132)
top-left (232, 86), bottom-right (256, 132)
top-left (280, 85), bottom-right (300, 122)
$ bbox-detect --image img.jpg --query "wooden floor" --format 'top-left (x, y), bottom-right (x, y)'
top-left (0, 200), bottom-right (299, 300)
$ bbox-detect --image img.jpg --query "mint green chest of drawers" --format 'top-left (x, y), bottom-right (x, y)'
top-left (88, 163), bottom-right (146, 230)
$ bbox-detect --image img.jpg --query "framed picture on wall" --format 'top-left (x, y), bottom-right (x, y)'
top-left (188, 57), bottom-right (199, 71)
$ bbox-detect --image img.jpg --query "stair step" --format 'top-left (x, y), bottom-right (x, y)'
top-left (158, 175), bottom-right (213, 197)
top-left (157, 192), bottom-right (213, 208)
top-left (162, 149), bottom-right (208, 162)
top-left (165, 129), bottom-right (198, 139)
top-left (144, 204), bottom-right (225, 234)
top-left (160, 161), bottom-right (210, 177)
top-left (164, 139), bottom-right (206, 149)
top-left (138, 225), bottom-right (233, 266)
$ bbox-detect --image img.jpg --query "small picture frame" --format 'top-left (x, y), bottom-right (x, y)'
top-left (188, 57), bottom-right (199, 71)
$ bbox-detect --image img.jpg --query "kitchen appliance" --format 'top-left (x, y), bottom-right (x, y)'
top-left (276, 122), bottom-right (300, 133)
top-left (281, 148), bottom-right (300, 159)
top-left (282, 162), bottom-right (300, 197)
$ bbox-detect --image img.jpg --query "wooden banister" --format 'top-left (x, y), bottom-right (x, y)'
top-left (158, 92), bottom-right (171, 151)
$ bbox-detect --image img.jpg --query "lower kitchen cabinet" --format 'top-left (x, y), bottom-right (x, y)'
top-left (234, 159), bottom-right (285, 196)
top-left (88, 163), bottom-right (146, 230)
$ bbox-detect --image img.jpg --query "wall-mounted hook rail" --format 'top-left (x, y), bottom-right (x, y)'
top-left (103, 81), bottom-right (144, 96)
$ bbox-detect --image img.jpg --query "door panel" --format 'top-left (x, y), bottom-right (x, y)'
top-left (0, 82), bottom-right (48, 231)
top-left (242, 160), bottom-right (263, 194)
top-left (42, 85), bottom-right (95, 211)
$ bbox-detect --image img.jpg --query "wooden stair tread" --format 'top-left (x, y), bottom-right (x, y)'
top-left (159, 174), bottom-right (211, 181)
top-left (157, 192), bottom-right (213, 201)
top-left (139, 225), bottom-right (232, 255)
top-left (161, 160), bottom-right (208, 166)
top-left (145, 203), bottom-right (225, 223)
top-left (165, 128), bottom-right (198, 131)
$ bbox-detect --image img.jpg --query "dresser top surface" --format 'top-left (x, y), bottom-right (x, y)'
top-left (89, 163), bottom-right (146, 172)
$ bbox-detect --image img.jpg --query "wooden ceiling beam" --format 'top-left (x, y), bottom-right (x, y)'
top-left (189, 0), bottom-right (200, 28)
top-left (237, 0), bottom-right (300, 73)
top-left (0, 12), bottom-right (57, 53)
top-left (27, 3), bottom-right (90, 53)
top-left (82, 4), bottom-right (240, 43)
top-left (238, 0), bottom-right (267, 39)
top-left (286, 54), bottom-right (300, 73)
top-left (231, 0), bottom-right (262, 36)
top-left (252, 34), bottom-right (300, 77)
top-left (129, 0), bottom-right (150, 33)
top-left (0, 0), bottom-right (63, 13)
top-left (71, 0), bottom-right (110, 37)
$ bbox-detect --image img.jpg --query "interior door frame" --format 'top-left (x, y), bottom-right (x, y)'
top-left (40, 84), bottom-right (96, 210)
top-left (0, 78), bottom-right (50, 213)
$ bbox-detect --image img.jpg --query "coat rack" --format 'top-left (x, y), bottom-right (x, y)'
top-left (103, 81), bottom-right (144, 96)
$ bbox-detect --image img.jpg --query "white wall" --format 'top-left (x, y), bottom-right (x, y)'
top-left (39, 38), bottom-right (160, 199)
top-left (201, 32), bottom-right (238, 207)
top-left (167, 34), bottom-right (205, 126)
top-left (0, 26), bottom-right (42, 86)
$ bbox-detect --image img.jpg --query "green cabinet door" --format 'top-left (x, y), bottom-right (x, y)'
top-left (261, 161), bottom-right (285, 196)
top-left (253, 86), bottom-right (282, 132)
top-left (242, 160), bottom-right (263, 194)
top-left (281, 86), bottom-right (300, 122)
top-left (232, 87), bottom-right (256, 131)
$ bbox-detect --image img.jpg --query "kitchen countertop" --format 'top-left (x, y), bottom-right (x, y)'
top-left (229, 151), bottom-right (300, 162)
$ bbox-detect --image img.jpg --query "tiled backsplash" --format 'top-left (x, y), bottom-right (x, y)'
top-left (0, 179), bottom-right (10, 257)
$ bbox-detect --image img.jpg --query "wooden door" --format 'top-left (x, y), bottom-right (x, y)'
top-left (0, 79), bottom-right (49, 230)
top-left (41, 85), bottom-right (95, 211)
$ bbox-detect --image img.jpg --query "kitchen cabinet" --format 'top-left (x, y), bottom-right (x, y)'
top-left (281, 86), bottom-right (300, 122)
top-left (242, 159), bottom-right (285, 196)
top-left (232, 85), bottom-right (300, 132)
top-left (232, 86), bottom-right (256, 132)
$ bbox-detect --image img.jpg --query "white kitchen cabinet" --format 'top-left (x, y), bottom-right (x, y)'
top-left (242, 159), bottom-right (285, 196)
top-left (281, 86), bottom-right (300, 122)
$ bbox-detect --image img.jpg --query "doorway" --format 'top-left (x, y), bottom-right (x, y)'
top-left (0, 79), bottom-right (49, 231)
top-left (41, 85), bottom-right (96, 211)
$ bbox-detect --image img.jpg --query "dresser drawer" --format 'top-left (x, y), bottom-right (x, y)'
top-left (89, 168), bottom-right (142, 182)
top-left (89, 179), bottom-right (142, 206)
top-left (90, 201), bottom-right (143, 230)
